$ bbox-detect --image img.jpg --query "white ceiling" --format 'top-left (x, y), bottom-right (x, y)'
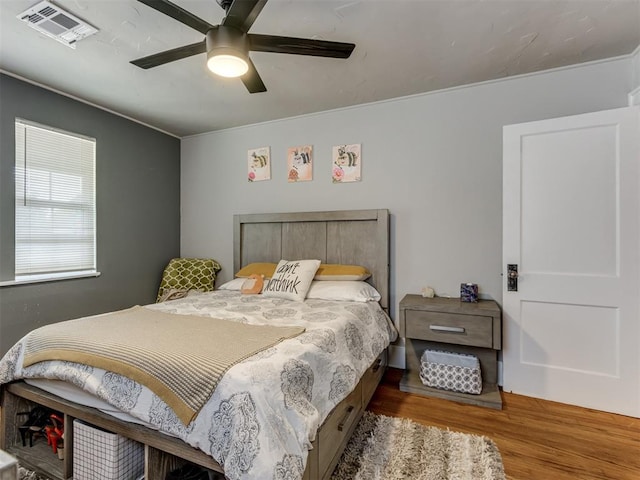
top-left (1, 0), bottom-right (639, 137)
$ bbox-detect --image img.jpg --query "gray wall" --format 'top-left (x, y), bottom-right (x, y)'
top-left (0, 74), bottom-right (181, 355)
top-left (180, 58), bottom-right (633, 366)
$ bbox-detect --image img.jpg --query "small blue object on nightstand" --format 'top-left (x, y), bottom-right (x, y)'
top-left (460, 283), bottom-right (478, 302)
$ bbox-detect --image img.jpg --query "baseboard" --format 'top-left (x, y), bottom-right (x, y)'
top-left (388, 345), bottom-right (405, 369)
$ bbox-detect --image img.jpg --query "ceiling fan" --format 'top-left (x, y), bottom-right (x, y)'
top-left (130, 0), bottom-right (356, 93)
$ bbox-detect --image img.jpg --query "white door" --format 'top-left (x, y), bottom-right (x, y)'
top-left (503, 106), bottom-right (640, 417)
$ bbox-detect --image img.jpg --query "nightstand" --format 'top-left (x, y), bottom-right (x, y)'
top-left (399, 294), bottom-right (502, 409)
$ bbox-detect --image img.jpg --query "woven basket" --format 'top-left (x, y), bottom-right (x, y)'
top-left (419, 349), bottom-right (482, 395)
top-left (73, 420), bottom-right (144, 480)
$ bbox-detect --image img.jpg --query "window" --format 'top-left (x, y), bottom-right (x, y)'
top-left (14, 119), bottom-right (96, 282)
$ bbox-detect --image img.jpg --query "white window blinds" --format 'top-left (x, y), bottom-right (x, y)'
top-left (15, 119), bottom-right (96, 277)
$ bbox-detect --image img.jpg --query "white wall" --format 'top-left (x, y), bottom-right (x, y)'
top-left (630, 46), bottom-right (640, 105)
top-left (181, 57), bottom-right (631, 366)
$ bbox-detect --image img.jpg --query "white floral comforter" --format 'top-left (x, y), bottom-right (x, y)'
top-left (0, 291), bottom-right (397, 480)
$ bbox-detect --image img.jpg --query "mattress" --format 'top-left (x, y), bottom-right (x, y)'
top-left (24, 378), bottom-right (153, 427)
top-left (0, 290), bottom-right (397, 480)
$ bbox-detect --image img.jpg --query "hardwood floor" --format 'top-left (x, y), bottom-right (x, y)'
top-left (368, 368), bottom-right (640, 480)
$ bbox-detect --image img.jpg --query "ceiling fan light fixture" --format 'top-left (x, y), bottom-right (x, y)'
top-left (207, 51), bottom-right (248, 77)
top-left (205, 26), bottom-right (249, 78)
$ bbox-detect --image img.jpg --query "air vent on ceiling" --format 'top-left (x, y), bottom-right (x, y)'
top-left (18, 1), bottom-right (98, 48)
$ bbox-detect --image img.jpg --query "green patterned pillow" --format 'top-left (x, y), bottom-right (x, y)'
top-left (156, 258), bottom-right (222, 302)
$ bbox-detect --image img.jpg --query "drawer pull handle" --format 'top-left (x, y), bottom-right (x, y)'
top-left (337, 406), bottom-right (355, 432)
top-left (372, 358), bottom-right (382, 372)
top-left (430, 325), bottom-right (465, 334)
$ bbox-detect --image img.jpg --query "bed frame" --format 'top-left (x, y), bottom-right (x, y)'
top-left (1, 209), bottom-right (390, 480)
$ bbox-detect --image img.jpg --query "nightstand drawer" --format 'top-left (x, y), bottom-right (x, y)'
top-left (405, 310), bottom-right (493, 348)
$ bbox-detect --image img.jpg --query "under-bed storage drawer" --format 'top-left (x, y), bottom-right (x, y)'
top-left (317, 382), bottom-right (362, 478)
top-left (361, 350), bottom-right (387, 407)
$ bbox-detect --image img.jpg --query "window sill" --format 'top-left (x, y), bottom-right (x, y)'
top-left (0, 271), bottom-right (101, 287)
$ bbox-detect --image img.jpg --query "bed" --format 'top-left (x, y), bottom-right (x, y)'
top-left (0, 209), bottom-right (394, 480)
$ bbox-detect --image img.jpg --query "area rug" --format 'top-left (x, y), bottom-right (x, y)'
top-left (18, 467), bottom-right (45, 480)
top-left (330, 411), bottom-right (506, 480)
top-left (20, 411), bottom-right (505, 480)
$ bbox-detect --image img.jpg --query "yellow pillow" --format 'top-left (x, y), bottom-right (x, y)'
top-left (314, 264), bottom-right (371, 281)
top-left (236, 262), bottom-right (371, 281)
top-left (235, 263), bottom-right (277, 279)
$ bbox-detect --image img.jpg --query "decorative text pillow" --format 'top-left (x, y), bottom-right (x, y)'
top-left (262, 259), bottom-right (321, 301)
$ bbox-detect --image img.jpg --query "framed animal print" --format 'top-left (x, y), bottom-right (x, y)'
top-left (332, 144), bottom-right (361, 183)
top-left (287, 145), bottom-right (313, 182)
top-left (248, 146), bottom-right (271, 182)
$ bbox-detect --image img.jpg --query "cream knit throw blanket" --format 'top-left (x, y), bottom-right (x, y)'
top-left (23, 306), bottom-right (304, 424)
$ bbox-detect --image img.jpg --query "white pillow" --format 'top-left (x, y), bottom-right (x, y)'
top-left (218, 278), bottom-right (246, 290)
top-left (306, 281), bottom-right (381, 302)
top-left (262, 259), bottom-right (321, 302)
top-left (218, 277), bottom-right (270, 292)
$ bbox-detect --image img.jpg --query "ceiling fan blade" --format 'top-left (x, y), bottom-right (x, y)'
top-left (241, 57), bottom-right (267, 93)
top-left (131, 41), bottom-right (207, 69)
top-left (221, 0), bottom-right (268, 33)
top-left (137, 0), bottom-right (214, 35)
top-left (249, 34), bottom-right (355, 58)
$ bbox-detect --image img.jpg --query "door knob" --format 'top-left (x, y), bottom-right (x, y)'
top-left (507, 264), bottom-right (518, 292)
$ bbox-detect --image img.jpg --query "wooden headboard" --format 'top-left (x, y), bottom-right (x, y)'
top-left (233, 209), bottom-right (390, 312)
